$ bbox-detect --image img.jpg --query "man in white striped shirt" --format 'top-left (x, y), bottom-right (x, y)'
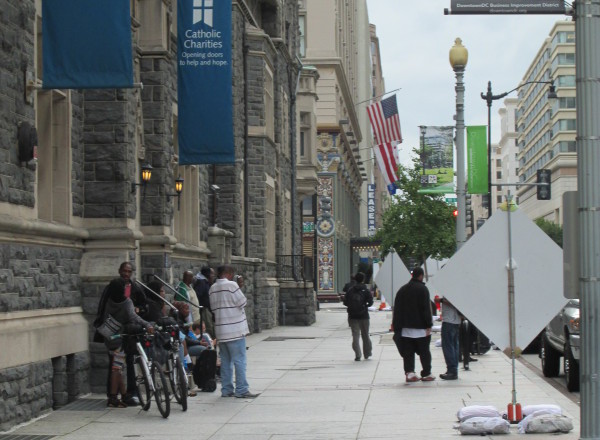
top-left (209, 264), bottom-right (259, 399)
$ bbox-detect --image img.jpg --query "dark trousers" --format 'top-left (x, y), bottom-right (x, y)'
top-left (394, 334), bottom-right (432, 377)
top-left (126, 353), bottom-right (136, 394)
top-left (441, 322), bottom-right (460, 375)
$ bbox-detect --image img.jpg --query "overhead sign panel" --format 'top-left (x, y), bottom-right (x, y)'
top-left (448, 1), bottom-right (566, 14)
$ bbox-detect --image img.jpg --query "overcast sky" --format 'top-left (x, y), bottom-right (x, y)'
top-left (366, 1), bottom-right (570, 166)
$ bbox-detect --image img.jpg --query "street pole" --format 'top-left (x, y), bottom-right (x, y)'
top-left (450, 38), bottom-right (468, 250)
top-left (420, 125), bottom-right (426, 180)
top-left (485, 82), bottom-right (493, 219)
top-left (506, 190), bottom-right (519, 419)
top-left (575, 0), bottom-right (600, 437)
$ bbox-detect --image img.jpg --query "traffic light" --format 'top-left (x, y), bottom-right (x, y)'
top-left (465, 194), bottom-right (473, 231)
top-left (537, 169), bottom-right (551, 200)
top-left (453, 209), bottom-right (458, 217)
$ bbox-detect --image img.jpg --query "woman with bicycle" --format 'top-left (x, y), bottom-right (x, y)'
top-left (103, 276), bottom-right (154, 408)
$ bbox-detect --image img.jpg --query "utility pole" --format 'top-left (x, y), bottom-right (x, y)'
top-left (575, 0), bottom-right (600, 437)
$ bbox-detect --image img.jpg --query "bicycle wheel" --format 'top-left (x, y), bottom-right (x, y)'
top-left (135, 357), bottom-right (152, 411)
top-left (175, 357), bottom-right (188, 411)
top-left (166, 353), bottom-right (182, 404)
top-left (151, 361), bottom-right (170, 418)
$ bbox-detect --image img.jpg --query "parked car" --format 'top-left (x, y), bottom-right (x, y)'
top-left (540, 299), bottom-right (580, 392)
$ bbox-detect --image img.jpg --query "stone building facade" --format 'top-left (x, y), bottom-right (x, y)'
top-left (0, 0), bottom-right (316, 430)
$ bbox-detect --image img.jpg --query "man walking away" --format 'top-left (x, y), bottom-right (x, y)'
top-left (392, 267), bottom-right (435, 382)
top-left (439, 297), bottom-right (461, 380)
top-left (209, 264), bottom-right (259, 399)
top-left (343, 272), bottom-right (373, 361)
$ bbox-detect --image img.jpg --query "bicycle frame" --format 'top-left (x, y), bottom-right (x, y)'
top-left (135, 341), bottom-right (156, 393)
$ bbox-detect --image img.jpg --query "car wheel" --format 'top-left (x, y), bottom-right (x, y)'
top-left (564, 338), bottom-right (580, 392)
top-left (541, 332), bottom-right (561, 377)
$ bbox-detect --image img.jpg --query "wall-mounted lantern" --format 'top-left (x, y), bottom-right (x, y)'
top-left (131, 164), bottom-right (153, 195)
top-left (166, 177), bottom-right (184, 211)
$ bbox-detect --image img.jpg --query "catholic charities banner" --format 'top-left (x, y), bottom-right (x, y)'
top-left (467, 125), bottom-right (488, 194)
top-left (178, 0), bottom-right (234, 164)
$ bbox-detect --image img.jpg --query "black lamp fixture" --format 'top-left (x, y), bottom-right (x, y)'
top-left (481, 78), bottom-right (557, 218)
top-left (166, 176), bottom-right (184, 210)
top-left (131, 164), bottom-right (153, 194)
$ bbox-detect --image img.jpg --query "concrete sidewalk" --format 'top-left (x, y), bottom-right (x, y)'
top-left (8, 302), bottom-right (580, 439)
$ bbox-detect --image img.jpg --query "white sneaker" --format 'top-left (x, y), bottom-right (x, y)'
top-left (406, 372), bottom-right (420, 382)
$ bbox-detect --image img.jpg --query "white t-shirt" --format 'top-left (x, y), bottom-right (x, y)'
top-left (401, 328), bottom-right (427, 338)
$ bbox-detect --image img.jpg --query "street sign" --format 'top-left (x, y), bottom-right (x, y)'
top-left (447, 0), bottom-right (566, 15)
top-left (374, 251), bottom-right (411, 308)
top-left (429, 209), bottom-right (567, 351)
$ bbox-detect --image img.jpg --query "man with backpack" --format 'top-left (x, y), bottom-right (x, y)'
top-left (343, 272), bottom-right (373, 361)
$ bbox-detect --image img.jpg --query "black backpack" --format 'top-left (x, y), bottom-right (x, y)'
top-left (346, 287), bottom-right (367, 316)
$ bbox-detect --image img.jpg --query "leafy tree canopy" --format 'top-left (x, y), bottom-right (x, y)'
top-left (535, 218), bottom-right (563, 248)
top-left (375, 160), bottom-right (456, 265)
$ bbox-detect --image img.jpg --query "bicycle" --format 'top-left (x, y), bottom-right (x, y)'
top-left (116, 327), bottom-right (171, 418)
top-left (156, 318), bottom-right (188, 411)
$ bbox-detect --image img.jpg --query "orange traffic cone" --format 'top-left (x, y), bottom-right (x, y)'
top-left (379, 295), bottom-right (387, 310)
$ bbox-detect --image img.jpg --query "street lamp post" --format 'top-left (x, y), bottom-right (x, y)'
top-left (480, 80), bottom-right (556, 219)
top-left (449, 38), bottom-right (468, 250)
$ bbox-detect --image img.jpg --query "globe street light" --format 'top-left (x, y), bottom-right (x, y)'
top-left (449, 38), bottom-right (468, 250)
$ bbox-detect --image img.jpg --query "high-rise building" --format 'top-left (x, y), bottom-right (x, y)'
top-left (494, 98), bottom-right (520, 207)
top-left (516, 21), bottom-right (576, 224)
top-left (301, 0), bottom-right (372, 300)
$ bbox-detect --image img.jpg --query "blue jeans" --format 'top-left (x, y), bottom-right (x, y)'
top-left (441, 322), bottom-right (460, 375)
top-left (219, 337), bottom-right (249, 397)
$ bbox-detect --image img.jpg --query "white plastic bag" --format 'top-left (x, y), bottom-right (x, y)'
top-left (457, 417), bottom-right (510, 435)
top-left (518, 411), bottom-right (573, 434)
top-left (456, 405), bottom-right (501, 422)
top-left (521, 404), bottom-right (562, 417)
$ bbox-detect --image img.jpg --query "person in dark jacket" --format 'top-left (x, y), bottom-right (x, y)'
top-left (193, 266), bottom-right (215, 338)
top-left (343, 272), bottom-right (373, 361)
top-left (144, 280), bottom-right (168, 322)
top-left (392, 267), bottom-right (435, 382)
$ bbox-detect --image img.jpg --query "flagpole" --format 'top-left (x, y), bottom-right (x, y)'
top-left (355, 88), bottom-right (401, 106)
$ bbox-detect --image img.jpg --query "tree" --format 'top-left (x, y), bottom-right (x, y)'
top-left (535, 218), bottom-right (563, 248)
top-left (375, 161), bottom-right (456, 266)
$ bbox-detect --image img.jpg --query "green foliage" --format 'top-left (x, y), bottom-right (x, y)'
top-left (375, 162), bottom-right (456, 265)
top-left (535, 218), bottom-right (563, 248)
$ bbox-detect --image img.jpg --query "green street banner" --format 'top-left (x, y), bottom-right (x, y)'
top-left (417, 126), bottom-right (455, 194)
top-left (467, 125), bottom-right (488, 194)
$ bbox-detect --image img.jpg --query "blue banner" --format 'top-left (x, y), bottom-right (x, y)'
top-left (42, 0), bottom-right (133, 89)
top-left (178, 0), bottom-right (234, 164)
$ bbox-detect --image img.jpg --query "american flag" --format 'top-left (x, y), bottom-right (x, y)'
top-left (374, 142), bottom-right (399, 186)
top-left (367, 95), bottom-right (403, 145)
